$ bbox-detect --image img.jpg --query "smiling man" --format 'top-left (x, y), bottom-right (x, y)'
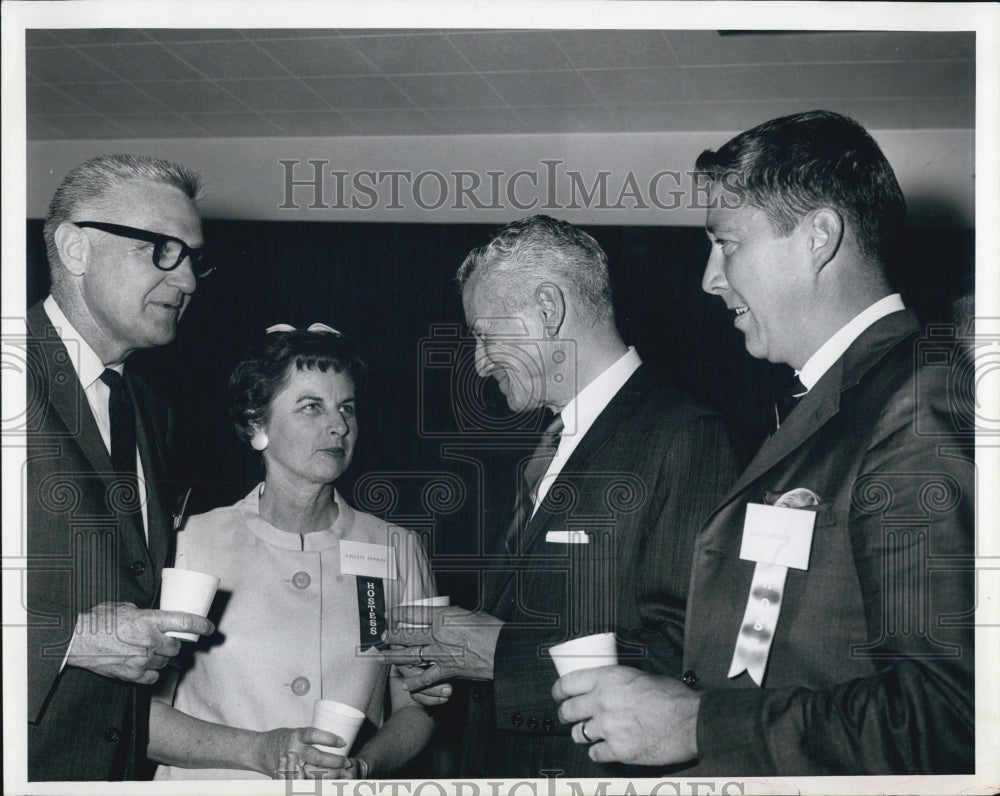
top-left (26, 154), bottom-right (215, 780)
top-left (552, 111), bottom-right (975, 775)
top-left (381, 215), bottom-right (740, 778)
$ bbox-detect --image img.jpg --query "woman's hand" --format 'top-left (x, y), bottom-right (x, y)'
top-left (258, 726), bottom-right (353, 779)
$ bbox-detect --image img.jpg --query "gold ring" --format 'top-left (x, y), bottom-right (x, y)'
top-left (580, 721), bottom-right (594, 744)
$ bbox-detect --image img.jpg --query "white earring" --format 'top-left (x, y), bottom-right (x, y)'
top-left (250, 430), bottom-right (268, 451)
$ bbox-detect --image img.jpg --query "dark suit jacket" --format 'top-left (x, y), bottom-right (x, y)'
top-left (683, 310), bottom-right (974, 775)
top-left (462, 365), bottom-right (741, 778)
top-left (25, 301), bottom-right (176, 781)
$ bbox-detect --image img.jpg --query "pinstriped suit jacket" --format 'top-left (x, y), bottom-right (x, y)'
top-left (462, 365), bottom-right (741, 778)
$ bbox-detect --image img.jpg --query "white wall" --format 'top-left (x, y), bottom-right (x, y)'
top-left (27, 129), bottom-right (974, 227)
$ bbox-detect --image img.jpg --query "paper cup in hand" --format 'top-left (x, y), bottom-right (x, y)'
top-left (397, 595), bottom-right (450, 628)
top-left (548, 632), bottom-right (618, 677)
top-left (158, 568), bottom-right (219, 641)
top-left (311, 699), bottom-right (366, 753)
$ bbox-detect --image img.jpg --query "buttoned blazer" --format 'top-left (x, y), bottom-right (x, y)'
top-left (25, 301), bottom-right (176, 781)
top-left (683, 310), bottom-right (974, 775)
top-left (463, 365), bottom-right (741, 778)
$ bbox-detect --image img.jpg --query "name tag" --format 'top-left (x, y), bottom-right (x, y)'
top-left (545, 530), bottom-right (590, 544)
top-left (740, 503), bottom-right (815, 571)
top-left (340, 540), bottom-right (397, 580)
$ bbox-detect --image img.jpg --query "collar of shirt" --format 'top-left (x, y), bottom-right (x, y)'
top-left (533, 347), bottom-right (642, 513)
top-left (797, 294), bottom-right (905, 392)
top-left (43, 294), bottom-right (122, 386)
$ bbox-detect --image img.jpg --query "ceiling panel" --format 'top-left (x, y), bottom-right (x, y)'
top-left (22, 28), bottom-right (976, 141)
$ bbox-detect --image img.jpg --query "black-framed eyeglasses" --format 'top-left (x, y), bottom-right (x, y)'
top-left (74, 221), bottom-right (213, 278)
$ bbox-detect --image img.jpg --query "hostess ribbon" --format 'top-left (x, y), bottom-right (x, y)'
top-left (728, 487), bottom-right (820, 686)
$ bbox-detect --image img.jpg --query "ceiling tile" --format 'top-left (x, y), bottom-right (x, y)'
top-left (584, 67), bottom-right (697, 104)
top-left (53, 29), bottom-right (155, 46)
top-left (685, 64), bottom-right (813, 101)
top-left (78, 44), bottom-right (205, 82)
top-left (800, 61), bottom-right (975, 99)
top-left (607, 100), bottom-right (822, 133)
top-left (338, 108), bottom-right (439, 135)
top-left (25, 30), bottom-right (65, 47)
top-left (514, 105), bottom-right (621, 133)
top-left (112, 114), bottom-right (212, 138)
top-left (391, 74), bottom-right (505, 108)
top-left (180, 112), bottom-right (284, 138)
top-left (68, 82), bottom-right (172, 114)
top-left (218, 79), bottom-right (328, 112)
top-left (262, 110), bottom-right (359, 136)
top-left (303, 76), bottom-right (413, 109)
top-left (32, 114), bottom-right (125, 139)
top-left (242, 28), bottom-right (341, 40)
top-left (833, 97), bottom-right (975, 130)
top-left (139, 81), bottom-right (249, 113)
top-left (347, 34), bottom-right (471, 75)
top-left (26, 116), bottom-right (65, 139)
top-left (26, 84), bottom-right (90, 115)
top-left (484, 71), bottom-right (598, 107)
top-left (25, 47), bottom-right (119, 83)
top-left (779, 31), bottom-right (975, 62)
top-left (145, 29), bottom-right (249, 43)
top-left (448, 31), bottom-right (571, 71)
top-left (551, 30), bottom-right (678, 69)
top-left (424, 107), bottom-right (529, 134)
top-left (664, 30), bottom-right (791, 66)
top-left (255, 36), bottom-right (376, 77)
top-left (166, 41), bottom-right (289, 80)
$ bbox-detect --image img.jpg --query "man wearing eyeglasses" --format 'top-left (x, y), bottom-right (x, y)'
top-left (25, 154), bottom-right (216, 781)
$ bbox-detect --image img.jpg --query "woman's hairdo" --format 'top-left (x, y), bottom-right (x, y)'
top-left (228, 328), bottom-right (367, 443)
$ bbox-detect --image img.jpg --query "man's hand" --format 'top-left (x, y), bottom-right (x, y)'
top-left (258, 727), bottom-right (350, 779)
top-left (378, 606), bottom-right (503, 694)
top-left (552, 666), bottom-right (701, 766)
top-left (66, 601), bottom-right (214, 683)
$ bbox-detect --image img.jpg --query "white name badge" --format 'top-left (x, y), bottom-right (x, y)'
top-left (740, 503), bottom-right (816, 571)
top-left (545, 530), bottom-right (590, 544)
top-left (340, 540), bottom-right (397, 580)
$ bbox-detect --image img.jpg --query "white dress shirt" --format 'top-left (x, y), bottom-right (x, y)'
top-left (533, 347), bottom-right (642, 515)
top-left (797, 294), bottom-right (906, 392)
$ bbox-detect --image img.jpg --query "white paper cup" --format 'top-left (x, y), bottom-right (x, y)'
top-left (158, 568), bottom-right (220, 641)
top-left (397, 595), bottom-right (450, 628)
top-left (548, 632), bottom-right (618, 677)
top-left (311, 699), bottom-right (366, 753)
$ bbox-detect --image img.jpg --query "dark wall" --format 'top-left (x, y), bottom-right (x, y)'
top-left (26, 218), bottom-right (974, 599)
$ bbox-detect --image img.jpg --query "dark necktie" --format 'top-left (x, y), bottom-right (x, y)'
top-left (773, 374), bottom-right (807, 430)
top-left (504, 414), bottom-right (564, 556)
top-left (100, 369), bottom-right (143, 525)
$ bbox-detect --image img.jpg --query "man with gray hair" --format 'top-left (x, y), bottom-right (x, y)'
top-left (26, 154), bottom-right (215, 780)
top-left (382, 215), bottom-right (740, 778)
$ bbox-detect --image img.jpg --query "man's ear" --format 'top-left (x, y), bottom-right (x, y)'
top-left (806, 208), bottom-right (843, 272)
top-left (52, 221), bottom-right (90, 277)
top-left (534, 282), bottom-right (566, 337)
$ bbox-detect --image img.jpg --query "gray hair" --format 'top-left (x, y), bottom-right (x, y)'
top-left (455, 215), bottom-right (614, 324)
top-left (44, 153), bottom-right (203, 280)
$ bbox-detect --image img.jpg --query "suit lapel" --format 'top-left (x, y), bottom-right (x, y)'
top-left (29, 305), bottom-right (116, 482)
top-left (708, 310), bottom-right (920, 517)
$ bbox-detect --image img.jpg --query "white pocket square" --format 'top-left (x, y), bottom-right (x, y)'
top-left (545, 530), bottom-right (590, 544)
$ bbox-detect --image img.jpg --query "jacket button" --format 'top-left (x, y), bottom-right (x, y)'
top-left (542, 719), bottom-right (554, 731)
top-left (682, 670), bottom-right (698, 687)
top-left (290, 677), bottom-right (311, 696)
top-left (104, 727), bottom-right (120, 743)
top-left (527, 717), bottom-right (539, 730)
top-left (130, 560), bottom-right (145, 576)
top-left (292, 571), bottom-right (311, 589)
top-left (510, 713), bottom-right (524, 727)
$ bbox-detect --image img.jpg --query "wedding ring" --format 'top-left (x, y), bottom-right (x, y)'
top-left (580, 721), bottom-right (595, 744)
top-left (417, 645), bottom-right (427, 664)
